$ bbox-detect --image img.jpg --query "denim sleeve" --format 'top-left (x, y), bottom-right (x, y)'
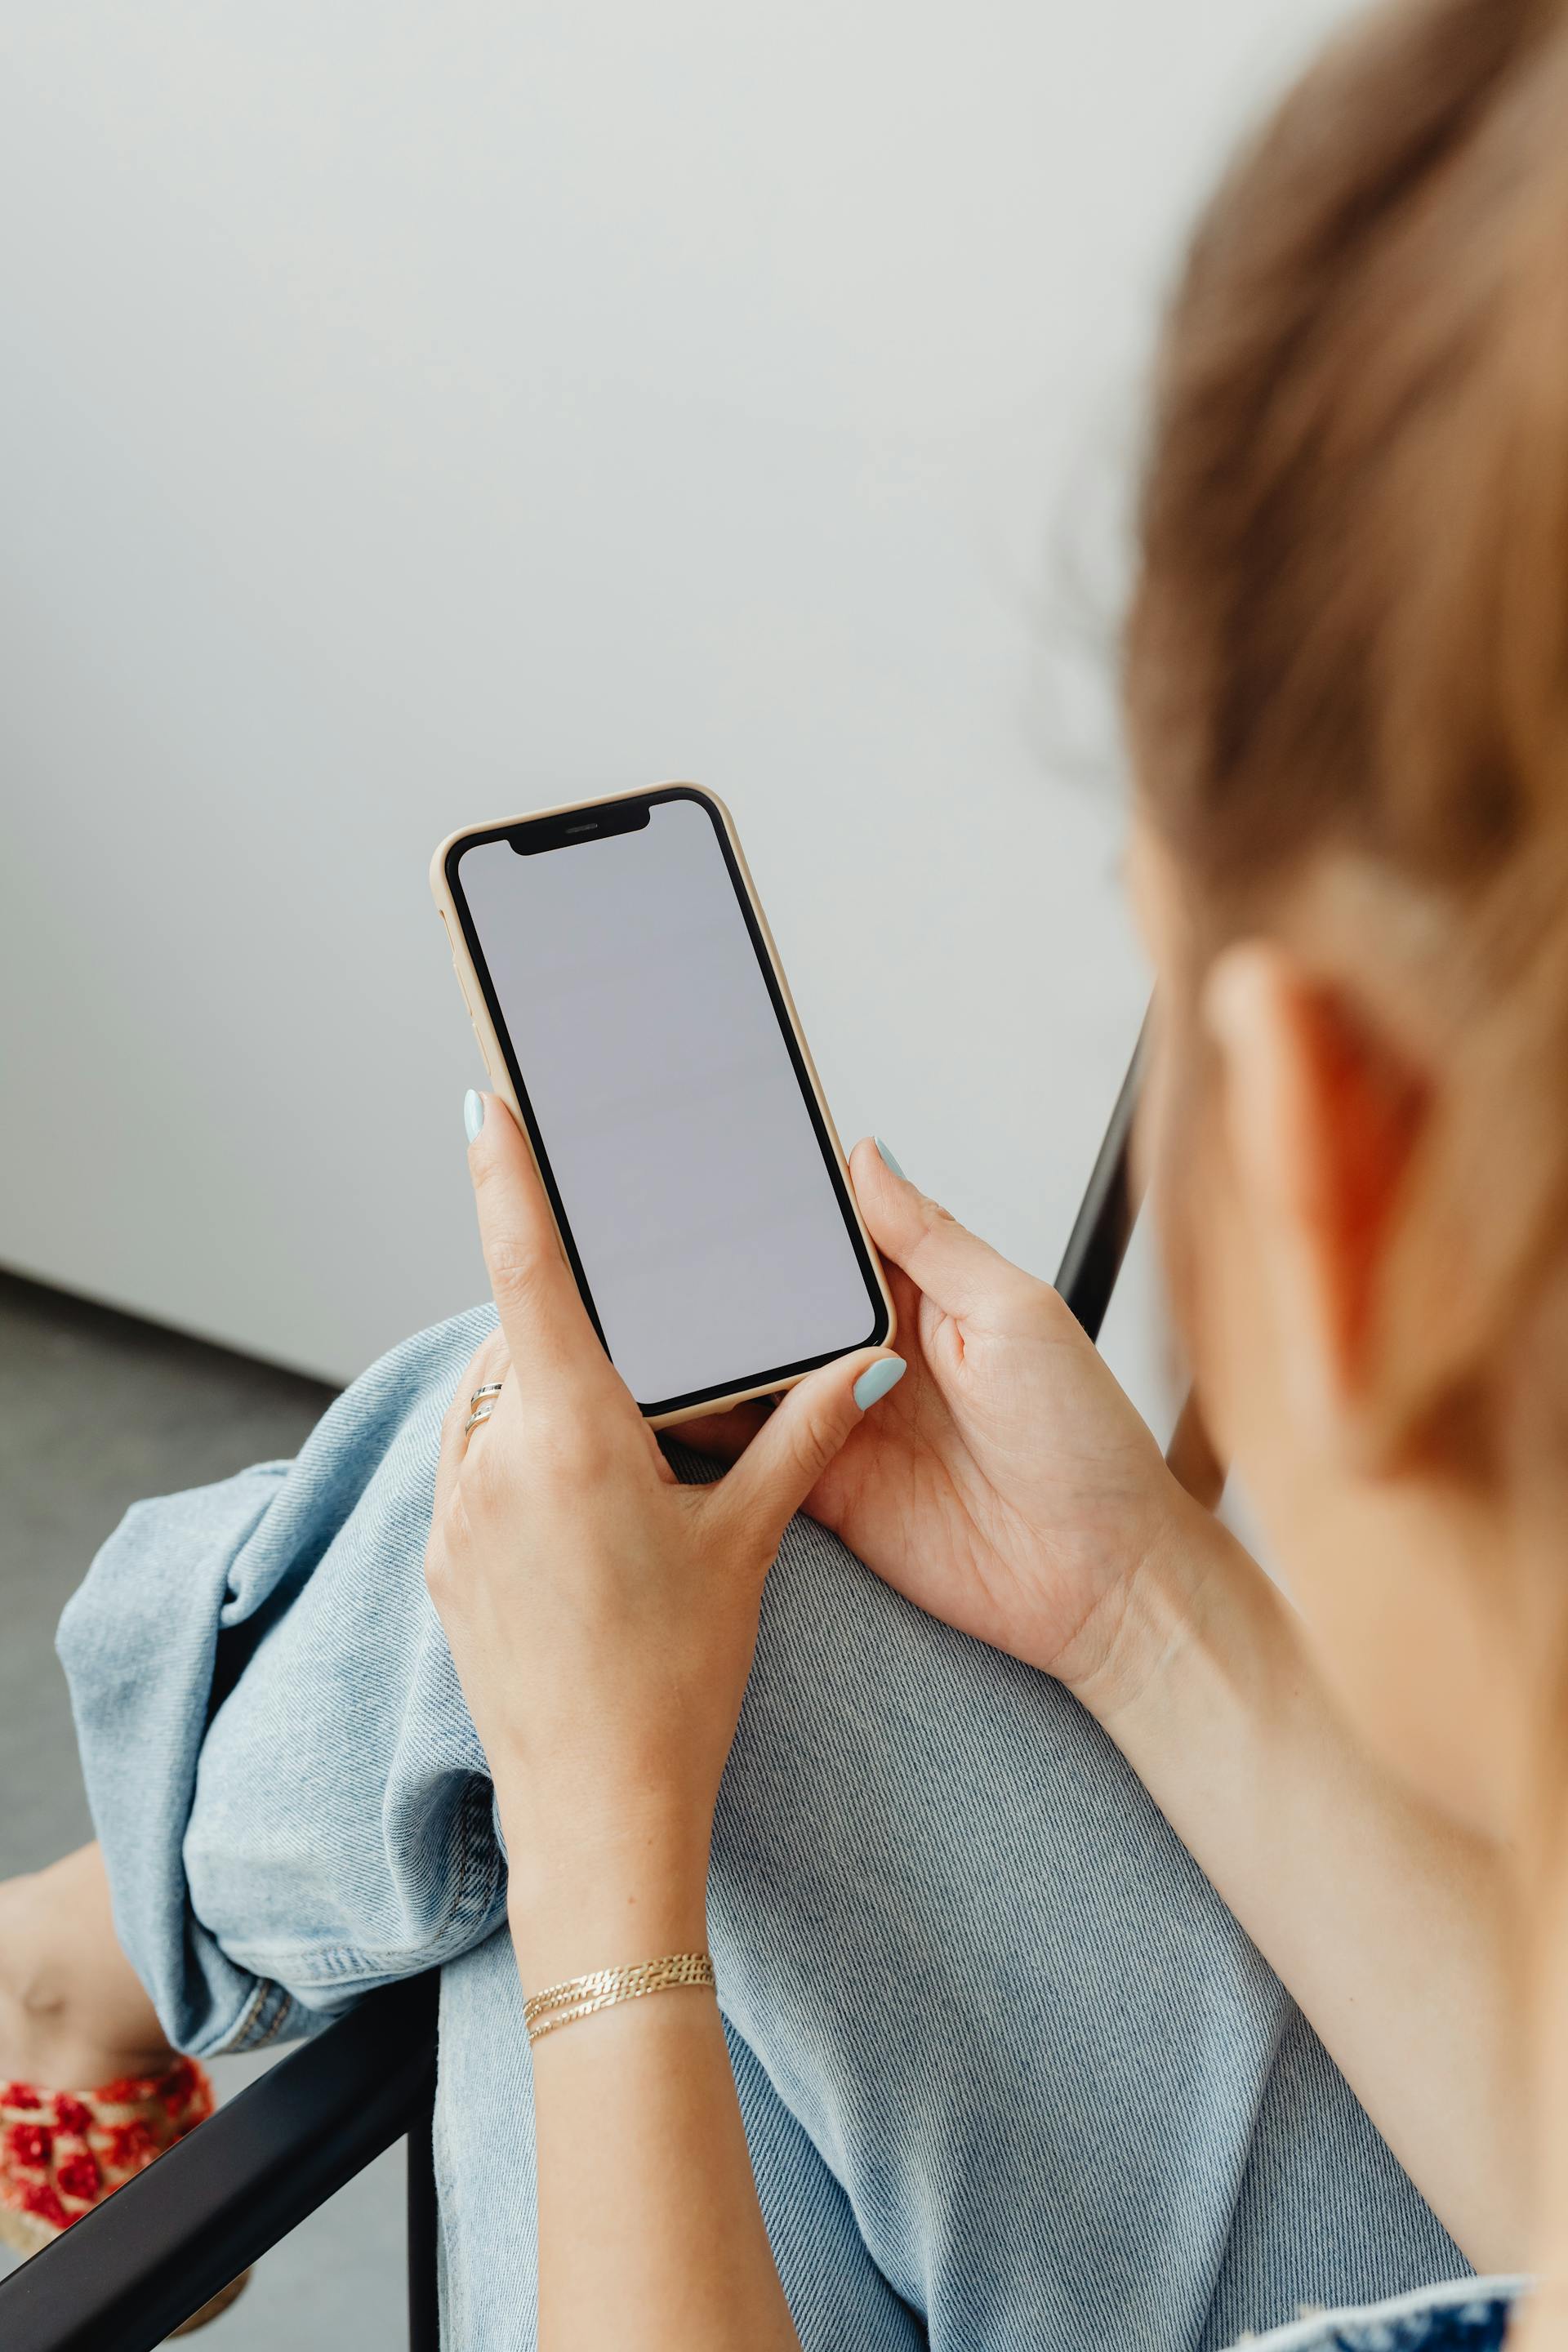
top-left (56, 1303), bottom-right (505, 2056)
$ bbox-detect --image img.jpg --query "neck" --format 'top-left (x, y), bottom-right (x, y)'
top-left (1511, 1726), bottom-right (1568, 2345)
top-left (1508, 1314), bottom-right (1568, 2336)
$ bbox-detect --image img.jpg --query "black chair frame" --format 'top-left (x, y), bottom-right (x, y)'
top-left (0, 1026), bottom-right (1145, 2352)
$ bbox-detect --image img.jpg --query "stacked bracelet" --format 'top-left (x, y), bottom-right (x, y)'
top-left (523, 1952), bottom-right (716, 2045)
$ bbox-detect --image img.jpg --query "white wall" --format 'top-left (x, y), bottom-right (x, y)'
top-left (0, 0), bottom-right (1354, 1399)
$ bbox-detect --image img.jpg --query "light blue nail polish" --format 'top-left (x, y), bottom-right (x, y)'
top-left (874, 1137), bottom-right (906, 1180)
top-left (463, 1089), bottom-right (485, 1144)
top-left (854, 1354), bottom-right (907, 1411)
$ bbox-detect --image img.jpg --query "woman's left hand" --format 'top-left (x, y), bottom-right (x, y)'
top-left (422, 1093), bottom-right (902, 1984)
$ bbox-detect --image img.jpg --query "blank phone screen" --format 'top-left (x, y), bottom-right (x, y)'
top-left (448, 789), bottom-right (887, 1414)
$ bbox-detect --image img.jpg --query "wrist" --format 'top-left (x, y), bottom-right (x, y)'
top-left (497, 1784), bottom-right (713, 1992)
top-left (1060, 1483), bottom-right (1290, 1735)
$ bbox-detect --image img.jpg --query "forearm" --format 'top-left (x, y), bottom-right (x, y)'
top-left (504, 1825), bottom-right (800, 2352)
top-left (1073, 1498), bottom-right (1525, 2272)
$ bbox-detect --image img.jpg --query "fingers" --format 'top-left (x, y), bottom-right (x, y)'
top-left (430, 1325), bottom-right (511, 1530)
top-left (465, 1093), bottom-right (614, 1394)
top-left (849, 1135), bottom-right (1037, 1326)
top-left (719, 1348), bottom-right (906, 1556)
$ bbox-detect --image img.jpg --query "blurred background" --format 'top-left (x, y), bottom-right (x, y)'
top-left (2, 0), bottom-right (1355, 2341)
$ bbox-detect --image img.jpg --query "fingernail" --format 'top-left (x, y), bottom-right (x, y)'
top-left (463, 1089), bottom-right (486, 1144)
top-left (853, 1354), bottom-right (906, 1411)
top-left (874, 1137), bottom-right (906, 1179)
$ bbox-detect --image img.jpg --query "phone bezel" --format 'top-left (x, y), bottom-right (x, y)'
top-left (434, 782), bottom-right (894, 1425)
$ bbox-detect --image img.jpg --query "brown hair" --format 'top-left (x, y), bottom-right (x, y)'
top-left (1129, 0), bottom-right (1568, 903)
top-left (1128, 0), bottom-right (1568, 1391)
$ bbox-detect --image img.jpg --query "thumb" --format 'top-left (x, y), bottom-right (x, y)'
top-left (849, 1135), bottom-right (1035, 1323)
top-left (719, 1348), bottom-right (906, 1555)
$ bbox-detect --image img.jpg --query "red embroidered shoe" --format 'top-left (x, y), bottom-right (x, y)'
top-left (0, 2056), bottom-right (249, 2332)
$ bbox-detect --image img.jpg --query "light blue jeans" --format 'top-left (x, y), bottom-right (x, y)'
top-left (57, 1307), bottom-right (1494, 2351)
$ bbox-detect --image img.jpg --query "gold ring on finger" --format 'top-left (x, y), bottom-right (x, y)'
top-left (463, 1402), bottom-right (497, 1437)
top-left (470, 1380), bottom-right (506, 1409)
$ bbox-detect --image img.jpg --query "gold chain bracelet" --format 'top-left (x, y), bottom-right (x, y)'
top-left (523, 1952), bottom-right (716, 2045)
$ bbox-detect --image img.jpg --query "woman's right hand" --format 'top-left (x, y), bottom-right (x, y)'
top-left (684, 1138), bottom-right (1212, 1710)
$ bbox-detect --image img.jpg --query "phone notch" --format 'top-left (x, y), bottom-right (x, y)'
top-left (510, 800), bottom-right (652, 856)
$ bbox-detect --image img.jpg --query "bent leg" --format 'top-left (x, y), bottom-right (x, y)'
top-left (59, 1310), bottom-right (1464, 2350)
top-left (706, 1495), bottom-right (1466, 2350)
top-left (57, 1309), bottom-right (507, 2056)
top-left (0, 1848), bottom-right (172, 2091)
top-left (1203, 2010), bottom-right (1472, 2352)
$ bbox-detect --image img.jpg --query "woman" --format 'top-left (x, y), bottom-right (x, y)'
top-left (4, 0), bottom-right (1563, 2341)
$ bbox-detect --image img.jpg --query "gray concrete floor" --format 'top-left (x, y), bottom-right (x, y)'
top-left (0, 1271), bottom-right (408, 2346)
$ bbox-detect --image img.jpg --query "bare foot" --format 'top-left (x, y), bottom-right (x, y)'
top-left (0, 1847), bottom-right (176, 2093)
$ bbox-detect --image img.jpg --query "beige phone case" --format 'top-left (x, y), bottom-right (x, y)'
top-left (429, 782), bottom-right (896, 1429)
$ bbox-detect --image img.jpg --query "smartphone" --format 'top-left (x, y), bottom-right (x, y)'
top-left (430, 783), bottom-right (894, 1428)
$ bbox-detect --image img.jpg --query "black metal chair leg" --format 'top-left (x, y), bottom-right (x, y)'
top-left (407, 2060), bottom-right (441, 2352)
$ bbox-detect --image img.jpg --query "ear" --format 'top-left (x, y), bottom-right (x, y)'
top-left (1203, 942), bottom-right (1432, 1468)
